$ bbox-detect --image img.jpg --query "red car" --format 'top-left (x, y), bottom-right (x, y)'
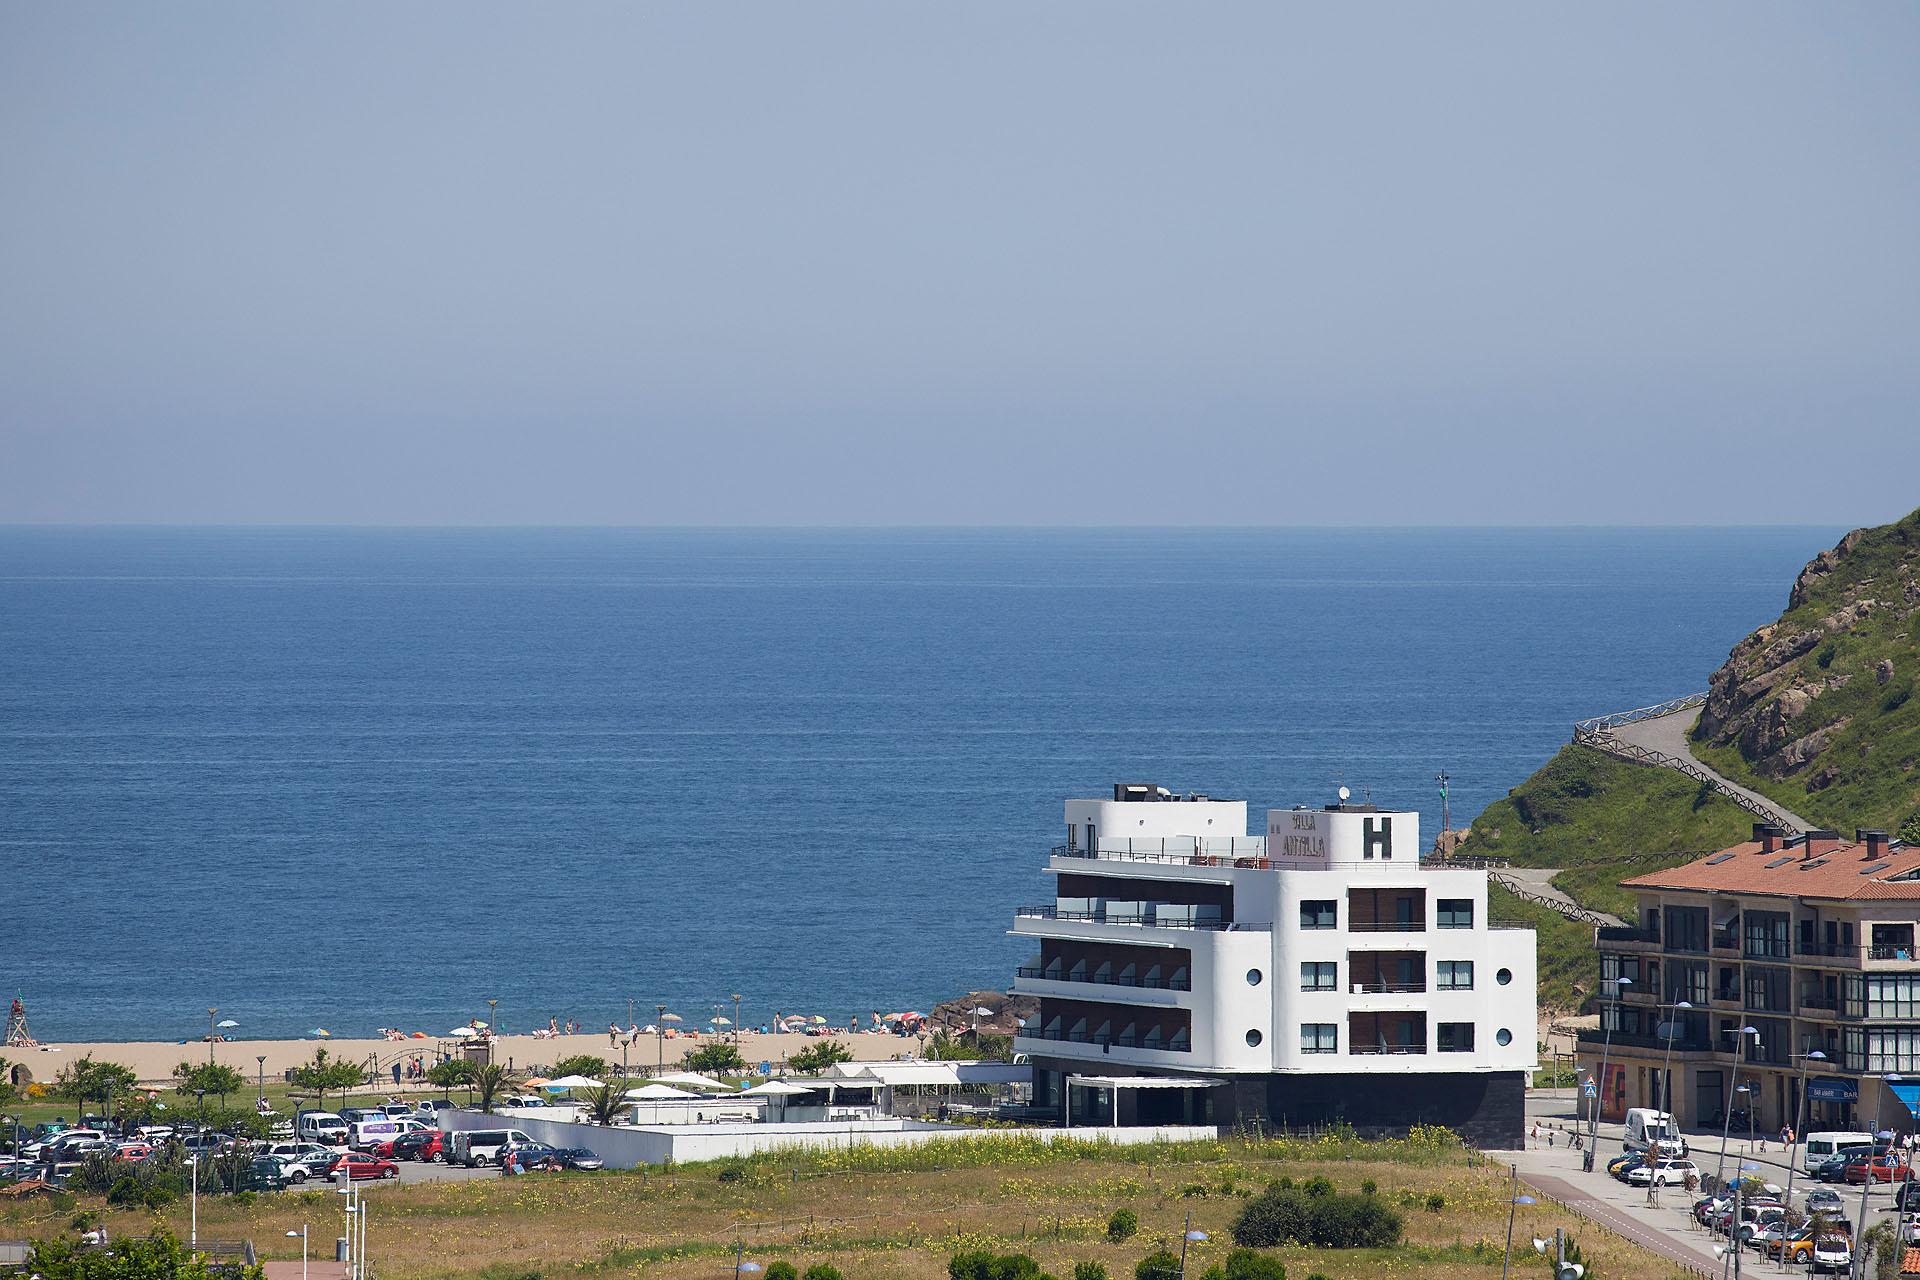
top-left (328, 1152), bottom-right (400, 1181)
top-left (1844, 1154), bottom-right (1911, 1184)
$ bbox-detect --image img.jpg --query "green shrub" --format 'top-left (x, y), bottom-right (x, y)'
top-left (801, 1266), bottom-right (844, 1280)
top-left (1074, 1264), bottom-right (1109, 1280)
top-left (1360, 1179), bottom-right (1377, 1196)
top-left (1231, 1187), bottom-right (1311, 1247)
top-left (1425, 1193), bottom-right (1445, 1213)
top-left (950, 1252), bottom-right (1045, 1280)
top-left (1220, 1249), bottom-right (1287, 1280)
top-left (1108, 1208), bottom-right (1139, 1243)
top-left (1301, 1176), bottom-right (1333, 1198)
top-left (1135, 1248), bottom-right (1180, 1280)
top-left (766, 1265), bottom-right (799, 1280)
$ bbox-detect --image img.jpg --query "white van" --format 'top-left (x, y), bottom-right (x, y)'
top-left (1802, 1131), bottom-right (1876, 1173)
top-left (449, 1128), bottom-right (535, 1167)
top-left (347, 1119), bottom-right (403, 1151)
top-left (297, 1111), bottom-right (349, 1145)
top-left (1623, 1108), bottom-right (1687, 1157)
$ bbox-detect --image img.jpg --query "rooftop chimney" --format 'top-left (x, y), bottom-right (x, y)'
top-left (1754, 823), bottom-right (1784, 853)
top-left (1804, 829), bottom-right (1845, 858)
top-left (1857, 828), bottom-right (1890, 860)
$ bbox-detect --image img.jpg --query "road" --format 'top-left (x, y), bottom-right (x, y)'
top-left (1608, 708), bottom-right (1815, 834)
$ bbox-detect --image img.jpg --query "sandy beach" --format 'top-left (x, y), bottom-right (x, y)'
top-left (8, 1029), bottom-right (935, 1088)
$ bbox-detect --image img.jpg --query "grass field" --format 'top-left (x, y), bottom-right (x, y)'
top-left (2, 1132), bottom-right (1699, 1280)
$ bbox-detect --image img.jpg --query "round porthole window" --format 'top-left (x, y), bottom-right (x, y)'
top-left (1246, 1029), bottom-right (1263, 1047)
top-left (1497, 968), bottom-right (1513, 986)
top-left (1496, 1028), bottom-right (1513, 1047)
top-left (1246, 968), bottom-right (1263, 986)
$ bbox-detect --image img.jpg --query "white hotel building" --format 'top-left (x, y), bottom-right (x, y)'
top-left (1009, 784), bottom-right (1537, 1146)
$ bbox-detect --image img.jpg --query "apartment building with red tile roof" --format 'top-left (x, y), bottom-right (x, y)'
top-left (1578, 823), bottom-right (1920, 1140)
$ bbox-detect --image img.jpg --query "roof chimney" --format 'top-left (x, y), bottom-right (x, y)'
top-left (1804, 829), bottom-right (1845, 858)
top-left (1754, 823), bottom-right (1784, 853)
top-left (1857, 828), bottom-right (1890, 860)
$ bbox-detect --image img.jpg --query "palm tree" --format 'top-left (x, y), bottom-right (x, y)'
top-left (471, 1063), bottom-right (512, 1114)
top-left (582, 1082), bottom-right (625, 1127)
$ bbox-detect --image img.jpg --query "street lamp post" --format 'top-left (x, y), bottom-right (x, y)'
top-left (207, 1008), bottom-right (218, 1066)
top-left (188, 1153), bottom-right (199, 1248)
top-left (1852, 1073), bottom-right (1903, 1280)
top-left (1715, 1025), bottom-right (1760, 1188)
top-left (656, 1004), bottom-right (668, 1074)
top-left (1780, 1049), bottom-right (1828, 1271)
top-left (487, 999), bottom-right (499, 1038)
top-left (1585, 974), bottom-right (1632, 1171)
top-left (732, 994), bottom-right (743, 1046)
top-left (1649, 998), bottom-right (1695, 1206)
top-left (286, 1226), bottom-right (308, 1280)
top-left (257, 1055), bottom-right (267, 1102)
top-left (1176, 1217), bottom-right (1207, 1279)
top-left (1501, 1167), bottom-right (1537, 1280)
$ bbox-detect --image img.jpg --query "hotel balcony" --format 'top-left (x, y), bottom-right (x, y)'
top-left (1596, 924), bottom-right (1661, 953)
top-left (1012, 967), bottom-right (1192, 1009)
top-left (1011, 904), bottom-right (1269, 945)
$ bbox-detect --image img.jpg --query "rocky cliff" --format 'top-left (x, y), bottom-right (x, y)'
top-left (1692, 507), bottom-right (1920, 830)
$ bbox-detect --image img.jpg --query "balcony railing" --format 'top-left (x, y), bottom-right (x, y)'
top-left (1050, 839), bottom-right (1269, 869)
top-left (1349, 1044), bottom-right (1429, 1056)
top-left (1014, 966), bottom-right (1191, 992)
top-left (1349, 921), bottom-right (1427, 933)
top-left (1015, 906), bottom-right (1265, 932)
top-left (1797, 940), bottom-right (1858, 958)
top-left (1746, 942), bottom-right (1793, 960)
top-left (1597, 925), bottom-right (1653, 944)
top-left (1350, 980), bottom-right (1428, 995)
top-left (1017, 1027), bottom-right (1189, 1053)
top-left (1869, 945), bottom-right (1919, 961)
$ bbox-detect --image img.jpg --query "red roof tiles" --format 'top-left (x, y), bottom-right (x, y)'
top-left (1621, 836), bottom-right (1920, 901)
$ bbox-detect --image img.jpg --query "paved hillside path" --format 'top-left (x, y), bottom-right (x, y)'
top-left (1488, 866), bottom-right (1625, 928)
top-left (1607, 706), bottom-right (1816, 833)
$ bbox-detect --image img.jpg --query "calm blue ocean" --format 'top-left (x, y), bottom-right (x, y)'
top-left (0, 526), bottom-right (1840, 1042)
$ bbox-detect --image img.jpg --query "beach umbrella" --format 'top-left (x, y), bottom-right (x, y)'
top-left (448, 1027), bottom-right (476, 1039)
top-left (473, 1020), bottom-right (490, 1029)
top-left (711, 1016), bottom-right (732, 1026)
top-left (217, 1019), bottom-right (239, 1029)
top-left (660, 1012), bottom-right (683, 1023)
top-left (881, 1013), bottom-right (905, 1023)
top-left (809, 1015), bottom-right (828, 1025)
top-left (738, 1080), bottom-right (813, 1096)
top-left (310, 1028), bottom-right (331, 1037)
top-left (544, 1074), bottom-right (604, 1089)
top-left (522, 1076), bottom-right (551, 1088)
top-left (625, 1083), bottom-right (700, 1100)
top-left (639, 1023), bottom-right (659, 1034)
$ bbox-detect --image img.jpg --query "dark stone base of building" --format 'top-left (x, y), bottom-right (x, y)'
top-left (1029, 1057), bottom-right (1526, 1150)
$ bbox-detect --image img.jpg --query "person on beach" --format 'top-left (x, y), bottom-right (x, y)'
top-left (608, 1022), bottom-right (619, 1046)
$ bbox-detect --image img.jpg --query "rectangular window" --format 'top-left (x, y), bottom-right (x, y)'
top-left (1300, 962), bottom-right (1337, 992)
top-left (1867, 1028), bottom-right (1920, 1074)
top-left (1843, 974), bottom-right (1866, 1019)
top-left (1300, 1023), bottom-right (1337, 1054)
top-left (1437, 960), bottom-right (1474, 991)
top-left (1437, 898), bottom-right (1474, 929)
top-left (1300, 900), bottom-right (1336, 930)
top-left (1437, 1022), bottom-right (1475, 1053)
top-left (1868, 974), bottom-right (1920, 1020)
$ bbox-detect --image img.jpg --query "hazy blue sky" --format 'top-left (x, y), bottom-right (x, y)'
top-left (2, 4), bottom-right (1916, 525)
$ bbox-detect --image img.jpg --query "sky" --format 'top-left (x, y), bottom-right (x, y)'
top-left (1, 4), bottom-right (1916, 526)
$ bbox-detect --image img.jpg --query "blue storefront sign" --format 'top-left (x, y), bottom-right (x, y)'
top-left (1806, 1078), bottom-right (1858, 1103)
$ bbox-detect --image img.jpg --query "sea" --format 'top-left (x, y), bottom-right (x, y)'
top-left (0, 525), bottom-right (1842, 1043)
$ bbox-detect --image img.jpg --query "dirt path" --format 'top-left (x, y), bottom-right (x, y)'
top-left (1608, 707), bottom-right (1814, 833)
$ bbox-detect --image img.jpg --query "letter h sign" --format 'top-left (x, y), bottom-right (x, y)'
top-left (1362, 817), bottom-right (1392, 860)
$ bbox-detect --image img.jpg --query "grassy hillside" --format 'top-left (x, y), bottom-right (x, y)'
top-left (1468, 744), bottom-right (1752, 1010)
top-left (1690, 508), bottom-right (1920, 838)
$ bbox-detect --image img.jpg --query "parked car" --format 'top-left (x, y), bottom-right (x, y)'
top-left (1605, 1152), bottom-right (1640, 1177)
top-left (236, 1157), bottom-right (288, 1192)
top-left (1805, 1187), bottom-right (1846, 1216)
top-left (391, 1131), bottom-right (444, 1163)
top-left (1811, 1234), bottom-right (1853, 1273)
top-left (448, 1128), bottom-right (537, 1168)
top-left (281, 1150), bottom-right (338, 1184)
top-left (501, 1142), bottom-right (560, 1169)
top-left (112, 1142), bottom-right (154, 1163)
top-left (1736, 1206), bottom-right (1787, 1246)
top-left (327, 1152), bottom-right (399, 1181)
top-left (1844, 1153), bottom-right (1912, 1184)
top-left (1627, 1158), bottom-right (1699, 1187)
top-left (549, 1147), bottom-right (603, 1171)
top-left (380, 1104), bottom-right (416, 1119)
top-left (414, 1099), bottom-right (459, 1123)
top-left (1814, 1155), bottom-right (1854, 1183)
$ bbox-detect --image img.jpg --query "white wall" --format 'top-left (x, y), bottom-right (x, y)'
top-left (438, 1109), bottom-right (1216, 1169)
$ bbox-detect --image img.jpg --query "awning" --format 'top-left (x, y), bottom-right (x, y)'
top-left (1890, 1082), bottom-right (1920, 1117)
top-left (1067, 1075), bottom-right (1224, 1090)
top-left (1807, 1078), bottom-right (1858, 1103)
